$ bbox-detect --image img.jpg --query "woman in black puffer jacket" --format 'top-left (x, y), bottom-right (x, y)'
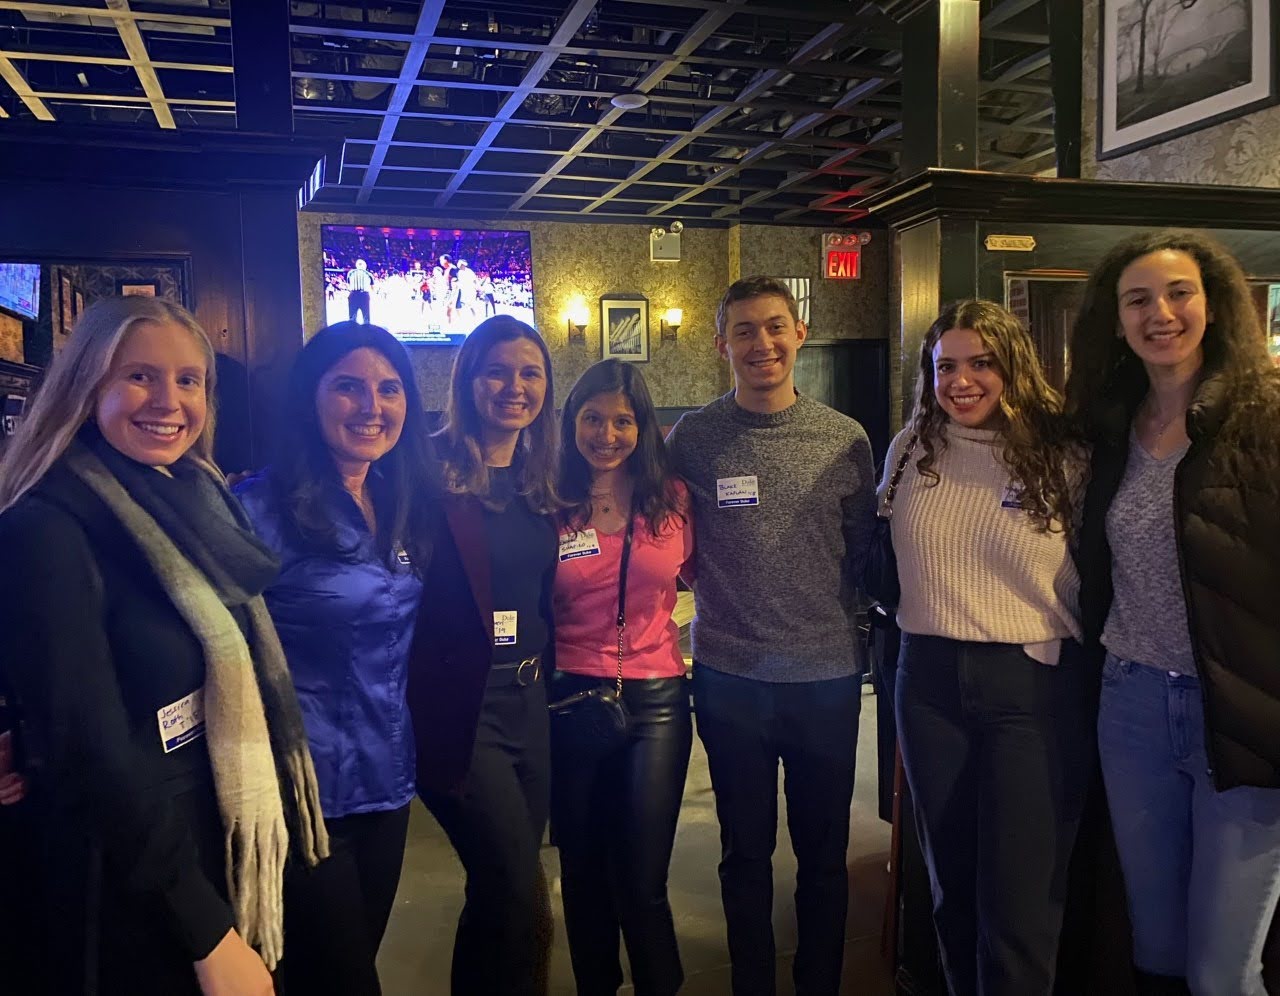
top-left (1067, 229), bottom-right (1280, 996)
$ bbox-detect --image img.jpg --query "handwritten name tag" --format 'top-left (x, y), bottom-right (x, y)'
top-left (559, 529), bottom-right (602, 562)
top-left (717, 475), bottom-right (760, 508)
top-left (494, 610), bottom-right (518, 646)
top-left (157, 689), bottom-right (206, 754)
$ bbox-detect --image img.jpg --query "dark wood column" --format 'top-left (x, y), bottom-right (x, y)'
top-left (891, 0), bottom-right (981, 424)
top-left (1047, 0), bottom-right (1084, 179)
top-left (230, 0), bottom-right (293, 134)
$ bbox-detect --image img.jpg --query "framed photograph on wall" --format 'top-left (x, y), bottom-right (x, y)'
top-left (1098, 0), bottom-right (1278, 160)
top-left (117, 279), bottom-right (161, 297)
top-left (600, 294), bottom-right (649, 362)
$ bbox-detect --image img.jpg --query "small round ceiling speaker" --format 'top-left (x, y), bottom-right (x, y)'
top-left (610, 92), bottom-right (649, 110)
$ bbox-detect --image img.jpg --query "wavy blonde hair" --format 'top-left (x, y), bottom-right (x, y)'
top-left (910, 299), bottom-right (1079, 532)
top-left (0, 296), bottom-right (218, 512)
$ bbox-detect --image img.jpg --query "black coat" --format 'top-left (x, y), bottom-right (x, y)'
top-left (0, 463), bottom-right (233, 995)
top-left (1074, 373), bottom-right (1280, 791)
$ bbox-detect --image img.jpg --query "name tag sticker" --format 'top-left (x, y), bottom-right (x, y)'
top-left (157, 689), bottom-right (205, 754)
top-left (559, 528), bottom-right (602, 562)
top-left (1000, 483), bottom-right (1022, 510)
top-left (717, 475), bottom-right (760, 508)
top-left (493, 610), bottom-right (518, 646)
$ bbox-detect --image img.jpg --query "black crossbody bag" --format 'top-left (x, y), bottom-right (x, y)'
top-left (547, 515), bottom-right (635, 757)
top-left (865, 434), bottom-right (917, 610)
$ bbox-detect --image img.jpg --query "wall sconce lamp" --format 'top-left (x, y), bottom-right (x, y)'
top-left (567, 300), bottom-right (590, 344)
top-left (660, 307), bottom-right (683, 342)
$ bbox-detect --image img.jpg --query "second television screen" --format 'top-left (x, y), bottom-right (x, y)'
top-left (323, 225), bottom-right (534, 345)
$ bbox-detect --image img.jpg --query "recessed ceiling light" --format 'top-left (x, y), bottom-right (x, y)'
top-left (610, 93), bottom-right (648, 110)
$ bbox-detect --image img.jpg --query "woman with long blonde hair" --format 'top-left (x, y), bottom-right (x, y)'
top-left (0, 296), bottom-right (327, 995)
top-left (883, 299), bottom-right (1091, 996)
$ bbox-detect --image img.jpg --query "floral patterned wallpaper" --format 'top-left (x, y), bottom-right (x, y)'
top-left (735, 224), bottom-right (889, 338)
top-left (299, 212), bottom-right (732, 409)
top-left (1081, 0), bottom-right (1280, 186)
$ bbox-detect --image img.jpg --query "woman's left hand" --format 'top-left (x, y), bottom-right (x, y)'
top-left (0, 731), bottom-right (27, 805)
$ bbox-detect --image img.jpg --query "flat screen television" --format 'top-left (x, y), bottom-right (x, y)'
top-left (0, 263), bottom-right (40, 321)
top-left (322, 225), bottom-right (534, 345)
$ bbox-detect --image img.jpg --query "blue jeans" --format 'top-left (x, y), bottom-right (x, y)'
top-left (1098, 654), bottom-right (1280, 995)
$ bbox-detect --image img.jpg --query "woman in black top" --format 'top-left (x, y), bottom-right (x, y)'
top-left (0, 296), bottom-right (327, 995)
top-left (408, 315), bottom-right (561, 995)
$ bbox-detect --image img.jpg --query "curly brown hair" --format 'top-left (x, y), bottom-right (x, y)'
top-left (1064, 229), bottom-right (1280, 441)
top-left (910, 299), bottom-right (1079, 532)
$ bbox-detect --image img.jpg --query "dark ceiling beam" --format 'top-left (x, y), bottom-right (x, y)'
top-left (355, 0), bottom-right (446, 204)
top-left (290, 68), bottom-right (893, 120)
top-left (710, 145), bottom-right (870, 218)
top-left (0, 49), bottom-right (231, 72)
top-left (610, 0), bottom-right (901, 40)
top-left (980, 80), bottom-right (1052, 94)
top-left (231, 0), bottom-right (291, 133)
top-left (0, 52), bottom-right (54, 119)
top-left (645, 82), bottom-right (899, 217)
top-left (434, 0), bottom-right (600, 208)
top-left (982, 28), bottom-right (1050, 44)
top-left (980, 0), bottom-right (1044, 30)
top-left (581, 21), bottom-right (858, 213)
top-left (104, 0), bottom-right (176, 129)
top-left (29, 90), bottom-right (232, 107)
top-left (289, 23), bottom-right (893, 81)
top-left (991, 47), bottom-right (1051, 84)
top-left (0, 2), bottom-right (229, 27)
top-left (506, 1), bottom-right (748, 211)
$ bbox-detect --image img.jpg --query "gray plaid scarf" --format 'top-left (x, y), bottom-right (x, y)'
top-left (64, 441), bottom-right (329, 969)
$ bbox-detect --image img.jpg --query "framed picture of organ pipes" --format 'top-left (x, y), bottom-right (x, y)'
top-left (600, 294), bottom-right (650, 363)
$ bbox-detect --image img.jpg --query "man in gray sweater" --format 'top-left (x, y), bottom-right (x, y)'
top-left (667, 276), bottom-right (875, 995)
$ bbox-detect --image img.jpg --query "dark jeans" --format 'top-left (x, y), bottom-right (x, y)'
top-left (550, 674), bottom-right (693, 996)
top-left (348, 289), bottom-right (371, 324)
top-left (281, 803), bottom-right (412, 996)
top-left (691, 663), bottom-right (861, 996)
top-left (895, 634), bottom-right (1094, 996)
top-left (420, 676), bottom-right (552, 996)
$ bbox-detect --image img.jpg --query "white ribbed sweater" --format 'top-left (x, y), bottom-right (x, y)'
top-left (881, 425), bottom-right (1081, 644)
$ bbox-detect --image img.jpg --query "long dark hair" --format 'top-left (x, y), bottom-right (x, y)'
top-left (911, 299), bottom-right (1079, 532)
top-left (559, 360), bottom-right (684, 538)
top-left (270, 321), bottom-right (435, 568)
top-left (1065, 229), bottom-right (1280, 439)
top-left (434, 315), bottom-right (560, 513)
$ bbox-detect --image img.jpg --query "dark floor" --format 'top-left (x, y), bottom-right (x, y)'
top-left (377, 684), bottom-right (894, 995)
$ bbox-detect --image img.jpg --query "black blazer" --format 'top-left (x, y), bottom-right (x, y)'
top-left (407, 490), bottom-right (557, 794)
top-left (0, 463), bottom-right (233, 993)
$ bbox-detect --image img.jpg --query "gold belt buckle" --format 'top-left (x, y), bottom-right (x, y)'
top-left (516, 657), bottom-right (541, 686)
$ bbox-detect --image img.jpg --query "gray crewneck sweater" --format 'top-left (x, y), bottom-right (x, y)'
top-left (666, 390), bottom-right (876, 682)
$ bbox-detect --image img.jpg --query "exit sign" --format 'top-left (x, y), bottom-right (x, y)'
top-left (825, 248), bottom-right (861, 280)
top-left (822, 231), bottom-right (870, 280)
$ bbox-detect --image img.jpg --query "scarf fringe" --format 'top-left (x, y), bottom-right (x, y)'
top-left (285, 747), bottom-right (331, 867)
top-left (225, 816), bottom-right (289, 971)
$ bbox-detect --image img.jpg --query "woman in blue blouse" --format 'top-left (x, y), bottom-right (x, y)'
top-left (235, 322), bottom-right (436, 995)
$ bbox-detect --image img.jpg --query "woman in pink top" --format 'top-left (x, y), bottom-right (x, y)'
top-left (551, 359), bottom-right (694, 996)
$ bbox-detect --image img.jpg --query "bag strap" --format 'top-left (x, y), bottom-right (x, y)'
top-left (614, 514), bottom-right (636, 696)
top-left (878, 433), bottom-right (918, 518)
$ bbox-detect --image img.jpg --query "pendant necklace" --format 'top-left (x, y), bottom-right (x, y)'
top-left (591, 490), bottom-right (616, 515)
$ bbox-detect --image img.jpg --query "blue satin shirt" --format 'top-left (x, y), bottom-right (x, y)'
top-left (234, 471), bottom-right (422, 818)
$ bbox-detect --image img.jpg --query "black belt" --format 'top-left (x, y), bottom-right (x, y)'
top-left (488, 655), bottom-right (543, 687)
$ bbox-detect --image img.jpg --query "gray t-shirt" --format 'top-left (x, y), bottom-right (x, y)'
top-left (1101, 429), bottom-right (1196, 674)
top-left (666, 390), bottom-right (876, 682)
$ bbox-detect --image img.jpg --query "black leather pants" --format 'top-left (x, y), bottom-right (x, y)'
top-left (550, 673), bottom-right (693, 996)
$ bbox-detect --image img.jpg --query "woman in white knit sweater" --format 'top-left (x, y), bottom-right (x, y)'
top-left (882, 299), bottom-right (1090, 996)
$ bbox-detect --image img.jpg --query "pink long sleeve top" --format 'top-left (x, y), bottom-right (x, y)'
top-left (552, 483), bottom-right (694, 680)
